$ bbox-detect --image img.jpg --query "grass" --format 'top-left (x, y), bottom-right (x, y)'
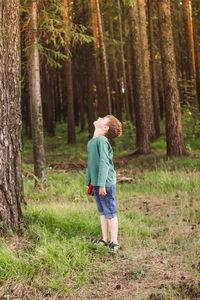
top-left (1, 121), bottom-right (200, 299)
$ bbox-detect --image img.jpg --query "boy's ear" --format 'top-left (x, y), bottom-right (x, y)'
top-left (104, 125), bottom-right (109, 132)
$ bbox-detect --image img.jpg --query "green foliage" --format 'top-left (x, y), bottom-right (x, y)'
top-left (122, 0), bottom-right (136, 7)
top-left (182, 105), bottom-right (200, 142)
top-left (178, 78), bottom-right (197, 105)
top-left (21, 0), bottom-right (95, 68)
top-left (71, 24), bottom-right (95, 45)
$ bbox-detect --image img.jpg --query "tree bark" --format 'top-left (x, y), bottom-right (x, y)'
top-left (91, 0), bottom-right (105, 116)
top-left (124, 19), bottom-right (135, 124)
top-left (109, 16), bottom-right (121, 119)
top-left (65, 58), bottom-right (76, 144)
top-left (191, 0), bottom-right (200, 111)
top-left (95, 0), bottom-right (112, 114)
top-left (148, 0), bottom-right (160, 138)
top-left (27, 0), bottom-right (46, 184)
top-left (118, 0), bottom-right (131, 121)
top-left (62, 0), bottom-right (76, 144)
top-left (158, 0), bottom-right (188, 156)
top-left (138, 0), bottom-right (156, 141)
top-left (82, 0), bottom-right (95, 139)
top-left (0, 0), bottom-right (24, 232)
top-left (182, 0), bottom-right (198, 108)
top-left (42, 63), bottom-right (55, 137)
top-left (128, 1), bottom-right (151, 154)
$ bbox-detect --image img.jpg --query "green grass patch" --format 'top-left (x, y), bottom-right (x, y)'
top-left (3, 120), bottom-right (200, 298)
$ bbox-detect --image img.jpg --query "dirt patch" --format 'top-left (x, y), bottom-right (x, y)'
top-left (63, 249), bottom-right (200, 300)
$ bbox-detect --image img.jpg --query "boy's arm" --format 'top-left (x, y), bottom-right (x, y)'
top-left (97, 138), bottom-right (110, 187)
top-left (85, 168), bottom-right (90, 187)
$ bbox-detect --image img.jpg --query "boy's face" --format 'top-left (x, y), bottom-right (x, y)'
top-left (93, 117), bottom-right (109, 131)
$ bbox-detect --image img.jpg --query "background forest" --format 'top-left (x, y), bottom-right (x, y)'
top-left (0, 0), bottom-right (200, 299)
top-left (21, 0), bottom-right (200, 160)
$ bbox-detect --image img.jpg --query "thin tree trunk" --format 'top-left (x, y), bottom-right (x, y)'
top-left (0, 0), bottom-right (24, 232)
top-left (182, 0), bottom-right (198, 108)
top-left (158, 0), bottom-right (188, 156)
top-left (191, 0), bottom-right (200, 111)
top-left (194, 31), bottom-right (200, 111)
top-left (138, 0), bottom-right (156, 141)
top-left (82, 0), bottom-right (95, 138)
top-left (95, 0), bottom-right (112, 114)
top-left (148, 0), bottom-right (160, 138)
top-left (58, 71), bottom-right (64, 122)
top-left (65, 58), bottom-right (76, 144)
top-left (128, 1), bottom-right (151, 154)
top-left (118, 0), bottom-right (131, 120)
top-left (27, 0), bottom-right (46, 184)
top-left (124, 19), bottom-right (135, 124)
top-left (62, 0), bottom-right (76, 144)
top-left (91, 0), bottom-right (105, 116)
top-left (42, 64), bottom-right (55, 137)
top-left (109, 16), bottom-right (121, 119)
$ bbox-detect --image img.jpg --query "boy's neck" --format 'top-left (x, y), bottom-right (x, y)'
top-left (93, 128), bottom-right (105, 138)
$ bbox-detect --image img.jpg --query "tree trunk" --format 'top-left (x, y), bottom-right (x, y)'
top-left (124, 19), bottom-right (136, 124)
top-left (158, 0), bottom-right (188, 156)
top-left (128, 1), bottom-right (151, 154)
top-left (27, 0), bottom-right (46, 184)
top-left (118, 0), bottom-right (131, 121)
top-left (109, 16), bottom-right (121, 119)
top-left (91, 0), bottom-right (105, 116)
top-left (65, 58), bottom-right (76, 144)
top-left (148, 0), bottom-right (160, 138)
top-left (82, 0), bottom-right (95, 139)
top-left (55, 71), bottom-right (61, 123)
top-left (191, 0), bottom-right (200, 111)
top-left (0, 0), bottom-right (24, 232)
top-left (194, 31), bottom-right (200, 111)
top-left (138, 0), bottom-right (156, 141)
top-left (62, 0), bottom-right (76, 144)
top-left (182, 0), bottom-right (198, 108)
top-left (95, 0), bottom-right (112, 115)
top-left (42, 64), bottom-right (55, 137)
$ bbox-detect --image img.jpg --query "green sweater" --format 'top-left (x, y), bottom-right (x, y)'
top-left (86, 136), bottom-right (116, 187)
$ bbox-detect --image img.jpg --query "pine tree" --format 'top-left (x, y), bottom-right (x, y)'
top-left (0, 0), bottom-right (23, 231)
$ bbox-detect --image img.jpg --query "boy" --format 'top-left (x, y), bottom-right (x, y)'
top-left (86, 115), bottom-right (122, 253)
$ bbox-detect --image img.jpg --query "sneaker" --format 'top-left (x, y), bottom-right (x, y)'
top-left (109, 242), bottom-right (120, 254)
top-left (93, 239), bottom-right (108, 247)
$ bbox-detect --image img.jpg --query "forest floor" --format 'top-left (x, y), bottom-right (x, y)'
top-left (1, 127), bottom-right (200, 299)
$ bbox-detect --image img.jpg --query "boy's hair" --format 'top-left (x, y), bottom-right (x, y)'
top-left (105, 115), bottom-right (122, 139)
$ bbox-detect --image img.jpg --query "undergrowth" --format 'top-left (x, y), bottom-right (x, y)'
top-left (1, 118), bottom-right (200, 299)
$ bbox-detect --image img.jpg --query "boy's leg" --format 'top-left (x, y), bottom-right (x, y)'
top-left (100, 215), bottom-right (109, 242)
top-left (108, 216), bottom-right (118, 244)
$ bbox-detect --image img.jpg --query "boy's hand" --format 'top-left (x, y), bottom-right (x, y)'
top-left (99, 186), bottom-right (107, 196)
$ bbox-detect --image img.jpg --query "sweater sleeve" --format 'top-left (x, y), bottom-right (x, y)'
top-left (96, 138), bottom-right (110, 186)
top-left (85, 168), bottom-right (90, 186)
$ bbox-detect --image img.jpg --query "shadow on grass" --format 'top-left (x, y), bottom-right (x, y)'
top-left (23, 208), bottom-right (100, 242)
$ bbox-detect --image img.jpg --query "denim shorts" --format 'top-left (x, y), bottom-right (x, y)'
top-left (92, 185), bottom-right (116, 219)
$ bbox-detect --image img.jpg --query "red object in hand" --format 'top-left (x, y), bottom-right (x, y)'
top-left (87, 181), bottom-right (94, 196)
